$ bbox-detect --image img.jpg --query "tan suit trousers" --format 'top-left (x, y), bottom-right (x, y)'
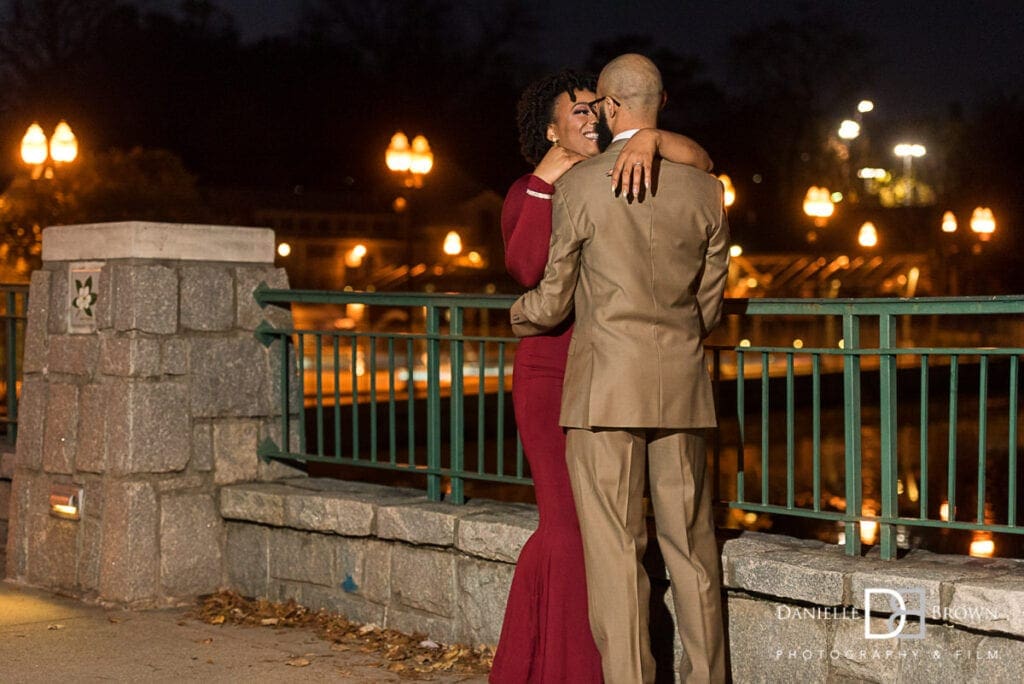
top-left (565, 427), bottom-right (725, 684)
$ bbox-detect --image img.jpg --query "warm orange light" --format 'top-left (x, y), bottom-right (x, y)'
top-left (802, 186), bottom-right (834, 219)
top-left (345, 243), bottom-right (368, 268)
top-left (20, 123), bottom-right (48, 165)
top-left (410, 135), bottom-right (434, 175)
top-left (443, 231), bottom-right (462, 256)
top-left (858, 222), bottom-right (878, 248)
top-left (970, 207), bottom-right (995, 240)
top-left (939, 501), bottom-right (950, 521)
top-left (387, 132), bottom-right (433, 187)
top-left (718, 174), bottom-right (735, 207)
top-left (860, 519), bottom-right (878, 545)
top-left (969, 534), bottom-right (995, 558)
top-left (49, 120), bottom-right (78, 163)
top-left (277, 242), bottom-right (291, 257)
top-left (941, 210), bottom-right (957, 233)
top-left (385, 132), bottom-right (411, 172)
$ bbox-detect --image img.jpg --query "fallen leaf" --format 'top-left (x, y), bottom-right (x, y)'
top-left (107, 617), bottom-right (121, 624)
top-left (186, 590), bottom-right (495, 676)
top-left (286, 657), bottom-right (311, 667)
top-left (46, 624), bottom-right (64, 631)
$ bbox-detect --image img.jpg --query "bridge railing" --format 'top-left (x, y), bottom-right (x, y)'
top-left (0, 283), bottom-right (29, 448)
top-left (254, 286), bottom-right (1024, 560)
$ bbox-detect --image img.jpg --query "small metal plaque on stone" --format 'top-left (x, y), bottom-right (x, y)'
top-left (68, 261), bottom-right (104, 334)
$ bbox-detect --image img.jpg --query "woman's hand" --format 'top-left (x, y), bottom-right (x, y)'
top-left (611, 128), bottom-right (659, 196)
top-left (532, 144), bottom-right (588, 185)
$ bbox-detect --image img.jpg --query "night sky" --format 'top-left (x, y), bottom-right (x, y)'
top-left (144, 0), bottom-right (1023, 118)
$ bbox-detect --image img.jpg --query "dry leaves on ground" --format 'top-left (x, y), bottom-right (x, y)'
top-left (190, 590), bottom-right (493, 678)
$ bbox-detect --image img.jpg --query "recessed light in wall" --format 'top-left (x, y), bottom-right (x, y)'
top-left (49, 484), bottom-right (83, 520)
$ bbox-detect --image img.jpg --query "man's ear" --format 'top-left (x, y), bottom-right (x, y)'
top-left (660, 91), bottom-right (668, 110)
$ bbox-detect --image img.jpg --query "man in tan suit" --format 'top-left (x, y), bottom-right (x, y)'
top-left (510, 54), bottom-right (729, 683)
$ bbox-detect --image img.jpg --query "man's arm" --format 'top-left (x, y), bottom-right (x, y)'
top-left (696, 184), bottom-right (731, 337)
top-left (510, 190), bottom-right (584, 337)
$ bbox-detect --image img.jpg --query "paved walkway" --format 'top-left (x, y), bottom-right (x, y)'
top-left (0, 581), bottom-right (488, 683)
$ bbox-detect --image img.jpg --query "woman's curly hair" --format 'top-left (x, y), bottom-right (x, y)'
top-left (516, 69), bottom-right (597, 166)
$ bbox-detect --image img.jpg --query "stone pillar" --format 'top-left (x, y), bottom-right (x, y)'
top-left (5, 222), bottom-right (301, 606)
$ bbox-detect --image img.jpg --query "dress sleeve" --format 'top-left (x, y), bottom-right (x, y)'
top-left (510, 187), bottom-right (583, 336)
top-left (501, 174), bottom-right (556, 288)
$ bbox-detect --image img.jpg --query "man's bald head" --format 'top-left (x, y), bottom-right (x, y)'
top-left (597, 53), bottom-right (664, 121)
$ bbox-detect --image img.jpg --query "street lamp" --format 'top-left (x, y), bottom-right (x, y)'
top-left (838, 120), bottom-right (860, 140)
top-left (386, 132), bottom-right (435, 283)
top-left (858, 222), bottom-right (878, 248)
top-left (803, 186), bottom-right (834, 224)
top-left (442, 230), bottom-right (462, 256)
top-left (893, 143), bottom-right (926, 171)
top-left (857, 100), bottom-right (874, 114)
top-left (969, 207), bottom-right (995, 241)
top-left (893, 143), bottom-right (926, 206)
top-left (386, 131), bottom-right (433, 188)
top-left (20, 120), bottom-right (78, 179)
top-left (941, 211), bottom-right (958, 233)
top-left (345, 243), bottom-right (368, 268)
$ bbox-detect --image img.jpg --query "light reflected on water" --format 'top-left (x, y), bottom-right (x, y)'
top-left (970, 533), bottom-right (995, 557)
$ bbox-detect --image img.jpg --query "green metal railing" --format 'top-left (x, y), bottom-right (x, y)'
top-left (1, 284), bottom-right (29, 448)
top-left (254, 286), bottom-right (526, 504)
top-left (254, 286), bottom-right (1024, 559)
top-left (712, 296), bottom-right (1024, 559)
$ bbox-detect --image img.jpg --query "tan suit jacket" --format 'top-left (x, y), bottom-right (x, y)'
top-left (510, 138), bottom-right (730, 429)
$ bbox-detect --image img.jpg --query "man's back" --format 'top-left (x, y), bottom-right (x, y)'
top-left (553, 137), bottom-right (729, 429)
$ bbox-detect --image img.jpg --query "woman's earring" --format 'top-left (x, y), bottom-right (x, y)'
top-left (551, 137), bottom-right (559, 146)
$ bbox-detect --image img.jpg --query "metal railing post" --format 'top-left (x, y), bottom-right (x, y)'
top-left (425, 304), bottom-right (442, 501)
top-left (449, 306), bottom-right (465, 503)
top-left (842, 311), bottom-right (863, 556)
top-left (878, 313), bottom-right (898, 559)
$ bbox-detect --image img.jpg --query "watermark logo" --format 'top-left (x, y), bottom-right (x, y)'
top-left (864, 587), bottom-right (926, 640)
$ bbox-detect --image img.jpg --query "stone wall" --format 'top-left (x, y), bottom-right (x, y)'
top-left (0, 448), bottom-right (13, 572)
top-left (5, 222), bottom-right (302, 606)
top-left (220, 478), bottom-right (535, 646)
top-left (723, 533), bottom-right (1024, 682)
top-left (221, 481), bottom-right (1024, 681)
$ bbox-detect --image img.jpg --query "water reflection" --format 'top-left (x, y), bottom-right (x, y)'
top-left (717, 396), bottom-right (1024, 558)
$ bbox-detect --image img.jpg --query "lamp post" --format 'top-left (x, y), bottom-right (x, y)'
top-left (20, 120), bottom-right (79, 179)
top-left (386, 132), bottom-right (434, 282)
top-left (801, 186), bottom-right (834, 244)
top-left (893, 143), bottom-right (925, 206)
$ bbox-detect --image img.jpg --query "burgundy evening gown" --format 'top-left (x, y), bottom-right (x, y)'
top-left (489, 175), bottom-right (603, 683)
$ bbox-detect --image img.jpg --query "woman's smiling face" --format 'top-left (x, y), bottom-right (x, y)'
top-left (547, 88), bottom-right (599, 158)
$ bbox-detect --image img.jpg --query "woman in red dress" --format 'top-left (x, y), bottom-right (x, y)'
top-left (490, 69), bottom-right (713, 683)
